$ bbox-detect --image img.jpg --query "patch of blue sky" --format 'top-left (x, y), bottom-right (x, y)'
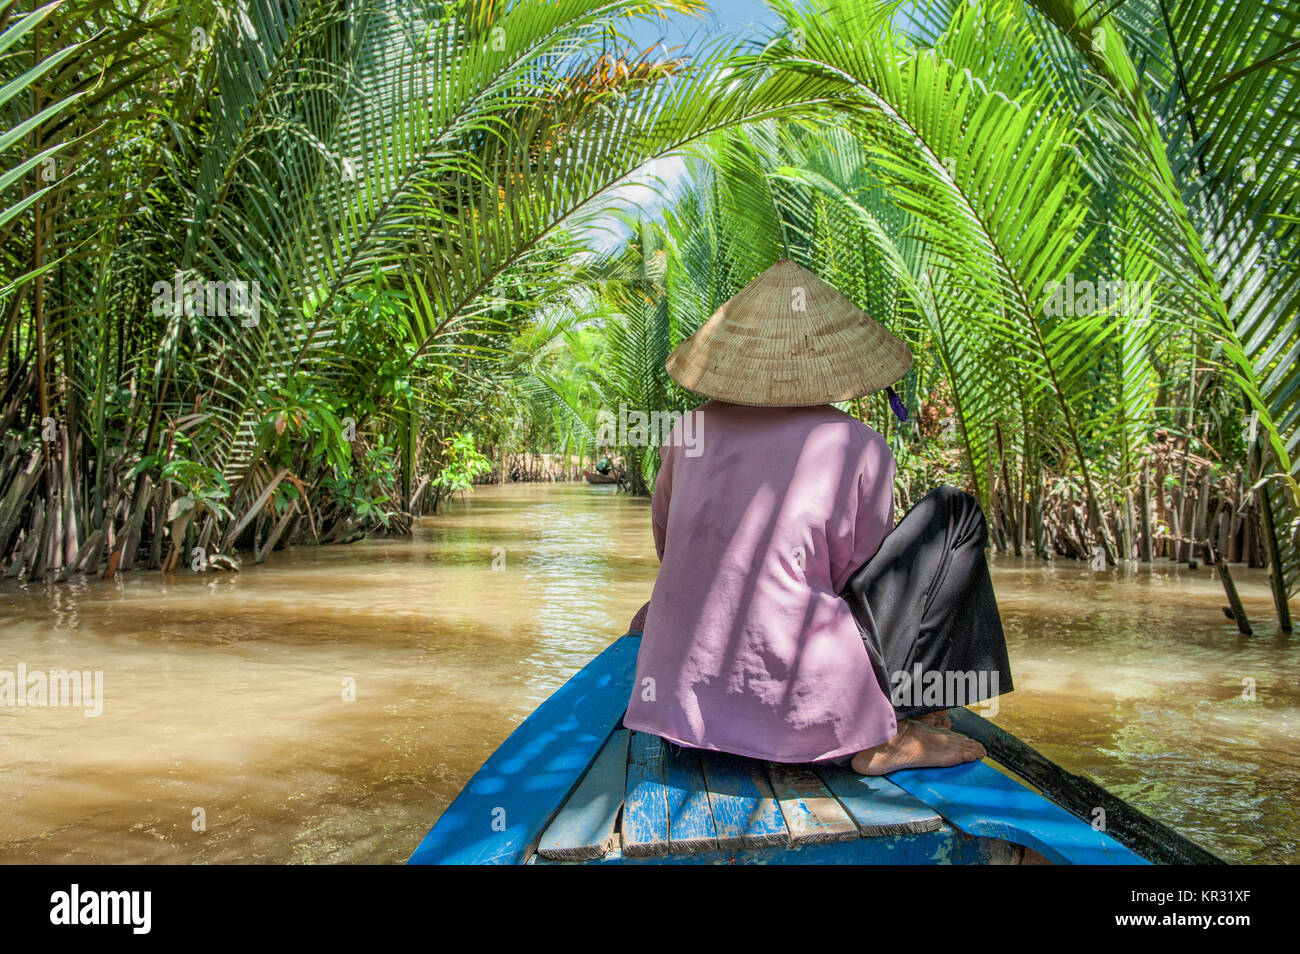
top-left (571, 1), bottom-right (786, 256)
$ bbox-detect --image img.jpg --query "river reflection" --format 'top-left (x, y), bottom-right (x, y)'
top-left (0, 482), bottom-right (1295, 863)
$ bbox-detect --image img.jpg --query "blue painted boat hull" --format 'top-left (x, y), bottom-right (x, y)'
top-left (409, 635), bottom-right (1150, 865)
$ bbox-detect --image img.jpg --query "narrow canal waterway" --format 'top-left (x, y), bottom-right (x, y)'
top-left (1, 482), bottom-right (1296, 863)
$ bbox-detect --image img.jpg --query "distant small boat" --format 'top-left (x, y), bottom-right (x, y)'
top-left (409, 634), bottom-right (1223, 865)
top-left (583, 469), bottom-right (621, 485)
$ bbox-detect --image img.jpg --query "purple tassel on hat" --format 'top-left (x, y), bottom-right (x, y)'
top-left (886, 385), bottom-right (908, 423)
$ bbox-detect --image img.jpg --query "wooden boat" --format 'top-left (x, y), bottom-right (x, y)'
top-left (583, 468), bottom-right (621, 485)
top-left (408, 633), bottom-right (1223, 865)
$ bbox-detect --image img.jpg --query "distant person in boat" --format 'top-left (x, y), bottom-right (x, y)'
top-left (622, 259), bottom-right (1012, 776)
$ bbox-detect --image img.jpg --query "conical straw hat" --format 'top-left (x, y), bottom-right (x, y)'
top-left (665, 258), bottom-right (912, 407)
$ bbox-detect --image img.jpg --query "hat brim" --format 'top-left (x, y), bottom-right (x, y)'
top-left (664, 259), bottom-right (913, 407)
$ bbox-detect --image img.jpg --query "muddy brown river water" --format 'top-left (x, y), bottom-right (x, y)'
top-left (1, 482), bottom-right (1296, 863)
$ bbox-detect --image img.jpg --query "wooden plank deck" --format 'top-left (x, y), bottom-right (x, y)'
top-left (813, 762), bottom-right (943, 836)
top-left (536, 729), bottom-right (630, 861)
top-left (622, 730), bottom-right (672, 857)
top-left (536, 827), bottom-right (1009, 865)
top-left (697, 750), bottom-right (789, 850)
top-left (663, 744), bottom-right (720, 853)
top-left (767, 763), bottom-right (859, 845)
top-left (532, 722), bottom-right (1151, 865)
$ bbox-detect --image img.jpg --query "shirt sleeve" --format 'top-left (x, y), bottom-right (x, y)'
top-left (651, 442), bottom-right (675, 561)
top-left (831, 436), bottom-right (896, 593)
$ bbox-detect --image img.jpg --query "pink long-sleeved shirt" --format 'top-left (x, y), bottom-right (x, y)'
top-left (622, 400), bottom-right (899, 763)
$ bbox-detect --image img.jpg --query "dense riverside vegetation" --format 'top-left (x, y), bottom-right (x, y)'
top-left (2, 0), bottom-right (1297, 624)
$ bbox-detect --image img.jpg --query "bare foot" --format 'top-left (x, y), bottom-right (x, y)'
top-left (850, 720), bottom-right (986, 776)
top-left (913, 710), bottom-right (952, 730)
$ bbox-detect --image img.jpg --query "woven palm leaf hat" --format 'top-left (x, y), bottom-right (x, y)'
top-left (666, 258), bottom-right (913, 416)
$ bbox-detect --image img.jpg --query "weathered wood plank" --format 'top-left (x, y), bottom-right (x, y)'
top-left (623, 731), bottom-right (671, 856)
top-left (536, 729), bottom-right (631, 861)
top-left (407, 635), bottom-right (640, 865)
top-left (947, 707), bottom-right (1221, 864)
top-left (814, 762), bottom-right (943, 836)
top-left (766, 763), bottom-right (859, 845)
top-left (662, 744), bottom-right (718, 853)
top-left (538, 826), bottom-right (1009, 865)
top-left (697, 751), bottom-right (788, 850)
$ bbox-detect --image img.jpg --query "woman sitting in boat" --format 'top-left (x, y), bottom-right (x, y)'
top-left (622, 259), bottom-right (1012, 776)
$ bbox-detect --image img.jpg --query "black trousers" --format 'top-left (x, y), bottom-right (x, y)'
top-left (839, 485), bottom-right (1013, 720)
